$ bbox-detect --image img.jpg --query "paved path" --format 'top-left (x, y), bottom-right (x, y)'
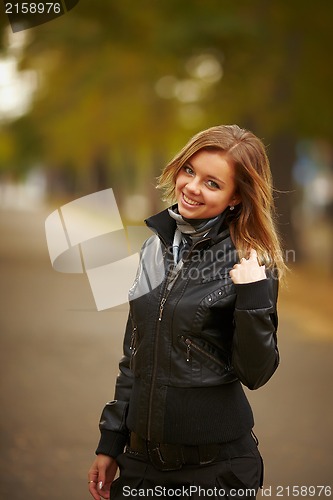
top-left (0, 207), bottom-right (332, 500)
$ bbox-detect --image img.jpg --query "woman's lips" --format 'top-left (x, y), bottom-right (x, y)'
top-left (182, 193), bottom-right (203, 206)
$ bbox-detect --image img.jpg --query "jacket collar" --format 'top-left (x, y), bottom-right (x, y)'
top-left (145, 205), bottom-right (231, 248)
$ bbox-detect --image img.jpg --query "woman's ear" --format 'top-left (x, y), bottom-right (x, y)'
top-left (231, 194), bottom-right (242, 207)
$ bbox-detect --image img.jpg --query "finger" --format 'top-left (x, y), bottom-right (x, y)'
top-left (99, 487), bottom-right (111, 499)
top-left (88, 481), bottom-right (100, 500)
top-left (88, 469), bottom-right (100, 500)
top-left (97, 462), bottom-right (106, 489)
top-left (98, 481), bottom-right (111, 500)
top-left (229, 269), bottom-right (238, 283)
top-left (97, 472), bottom-right (109, 499)
top-left (249, 248), bottom-right (258, 261)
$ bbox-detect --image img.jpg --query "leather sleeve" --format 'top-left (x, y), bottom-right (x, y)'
top-left (231, 272), bottom-right (279, 390)
top-left (95, 314), bottom-right (134, 457)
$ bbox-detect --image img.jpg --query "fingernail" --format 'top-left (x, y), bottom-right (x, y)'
top-left (98, 481), bottom-right (103, 490)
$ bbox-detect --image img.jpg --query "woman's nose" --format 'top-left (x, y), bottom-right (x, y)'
top-left (186, 178), bottom-right (201, 195)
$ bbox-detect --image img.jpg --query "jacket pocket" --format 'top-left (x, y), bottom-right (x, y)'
top-left (179, 335), bottom-right (234, 377)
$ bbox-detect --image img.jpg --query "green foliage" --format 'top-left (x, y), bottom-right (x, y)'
top-left (0, 116), bottom-right (43, 175)
top-left (0, 0), bottom-right (332, 189)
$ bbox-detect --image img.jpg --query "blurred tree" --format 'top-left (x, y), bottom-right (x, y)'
top-left (0, 0), bottom-right (332, 243)
top-left (5, 116), bottom-right (43, 173)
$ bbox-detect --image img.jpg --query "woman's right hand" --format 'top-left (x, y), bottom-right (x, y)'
top-left (88, 454), bottom-right (118, 499)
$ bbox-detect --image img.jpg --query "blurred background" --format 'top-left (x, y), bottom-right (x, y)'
top-left (0, 1), bottom-right (332, 499)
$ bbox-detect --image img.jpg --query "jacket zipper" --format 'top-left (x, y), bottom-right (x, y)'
top-left (158, 298), bottom-right (166, 321)
top-left (129, 325), bottom-right (137, 354)
top-left (146, 238), bottom-right (212, 440)
top-left (147, 264), bottom-right (183, 440)
top-left (181, 336), bottom-right (229, 369)
top-left (128, 309), bottom-right (138, 368)
top-left (129, 325), bottom-right (137, 370)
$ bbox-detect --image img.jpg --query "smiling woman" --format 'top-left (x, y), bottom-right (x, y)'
top-left (158, 125), bottom-right (286, 273)
top-left (88, 124), bottom-right (285, 500)
top-left (175, 150), bottom-right (240, 219)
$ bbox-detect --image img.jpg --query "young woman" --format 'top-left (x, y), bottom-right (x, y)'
top-left (88, 125), bottom-right (285, 499)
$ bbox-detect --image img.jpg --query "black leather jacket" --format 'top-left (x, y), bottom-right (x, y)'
top-left (96, 208), bottom-right (279, 457)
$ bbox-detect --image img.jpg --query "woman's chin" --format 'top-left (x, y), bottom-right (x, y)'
top-left (179, 208), bottom-right (202, 219)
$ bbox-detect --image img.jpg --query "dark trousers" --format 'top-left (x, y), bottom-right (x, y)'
top-left (110, 446), bottom-right (263, 499)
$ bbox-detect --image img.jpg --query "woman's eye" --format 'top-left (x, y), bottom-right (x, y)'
top-left (184, 165), bottom-right (194, 175)
top-left (207, 180), bottom-right (220, 189)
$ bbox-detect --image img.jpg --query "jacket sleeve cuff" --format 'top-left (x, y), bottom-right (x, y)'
top-left (95, 430), bottom-right (128, 458)
top-left (234, 279), bottom-right (271, 310)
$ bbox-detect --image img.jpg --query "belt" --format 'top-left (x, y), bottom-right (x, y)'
top-left (127, 432), bottom-right (257, 471)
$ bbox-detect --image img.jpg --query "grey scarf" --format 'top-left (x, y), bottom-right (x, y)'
top-left (168, 206), bottom-right (221, 265)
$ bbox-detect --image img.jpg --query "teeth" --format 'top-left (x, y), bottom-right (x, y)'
top-left (183, 194), bottom-right (201, 206)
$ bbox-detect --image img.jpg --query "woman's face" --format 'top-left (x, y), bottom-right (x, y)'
top-left (175, 149), bottom-right (240, 219)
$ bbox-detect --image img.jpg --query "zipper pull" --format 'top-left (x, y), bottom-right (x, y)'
top-left (183, 337), bottom-right (191, 362)
top-left (130, 326), bottom-right (137, 353)
top-left (186, 343), bottom-right (191, 362)
top-left (158, 298), bottom-right (166, 321)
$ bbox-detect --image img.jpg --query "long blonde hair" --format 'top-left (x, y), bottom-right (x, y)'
top-left (157, 124), bottom-right (287, 279)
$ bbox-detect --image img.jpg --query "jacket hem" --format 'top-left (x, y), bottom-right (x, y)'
top-left (95, 430), bottom-right (128, 458)
top-left (234, 279), bottom-right (271, 310)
